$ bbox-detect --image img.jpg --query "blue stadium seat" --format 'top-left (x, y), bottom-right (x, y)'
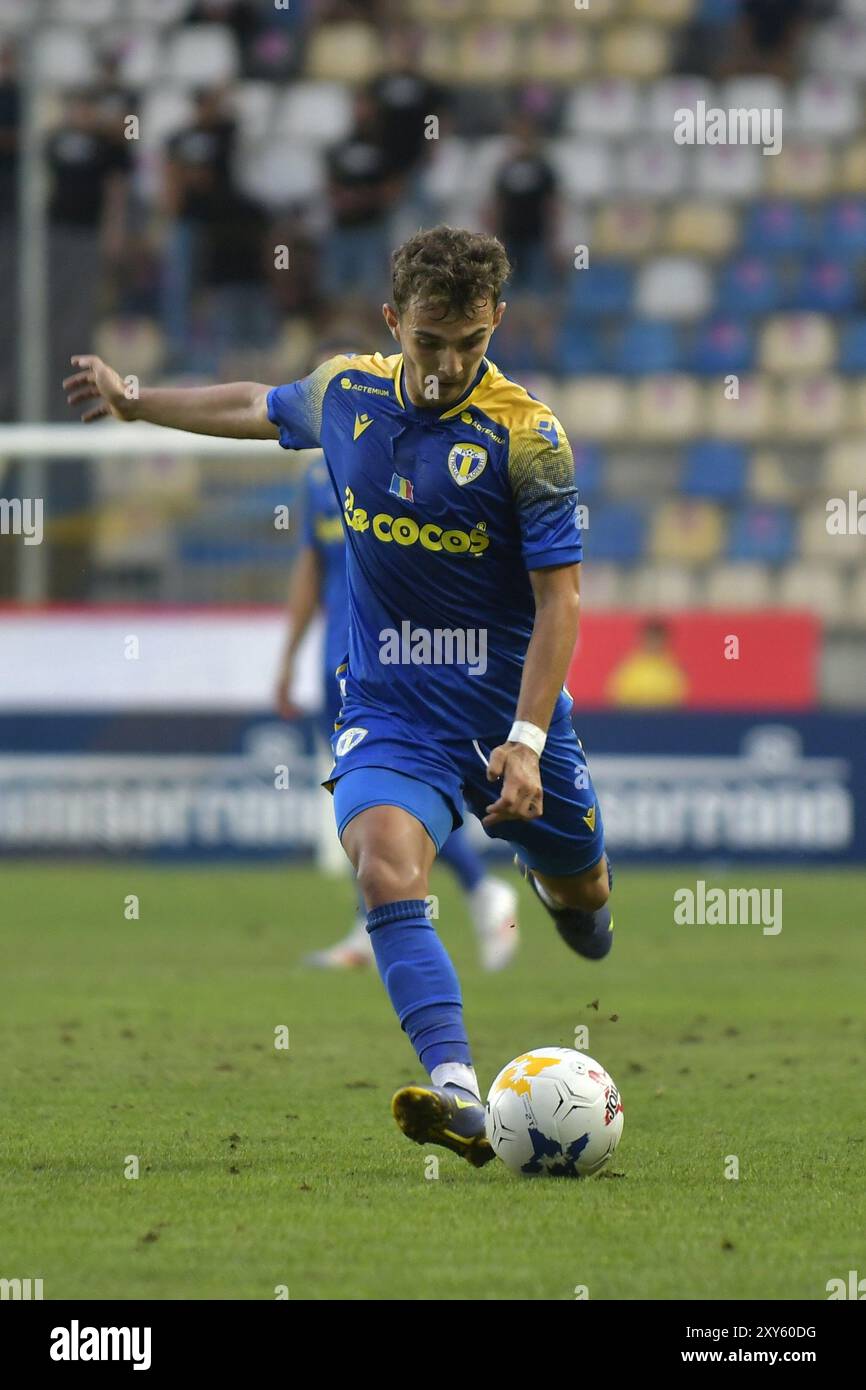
top-left (610, 320), bottom-right (680, 375)
top-left (567, 263), bottom-right (634, 319)
top-left (742, 200), bottom-right (812, 255)
top-left (571, 443), bottom-right (604, 498)
top-left (717, 257), bottom-right (783, 316)
top-left (727, 505), bottom-right (796, 563)
top-left (682, 442), bottom-right (749, 500)
top-left (554, 320), bottom-right (605, 374)
top-left (818, 199), bottom-right (866, 260)
top-left (790, 259), bottom-right (858, 313)
top-left (583, 503), bottom-right (647, 562)
top-left (690, 317), bottom-right (756, 374)
top-left (179, 538), bottom-right (289, 566)
top-left (697, 0), bottom-right (738, 19)
top-left (838, 318), bottom-right (866, 372)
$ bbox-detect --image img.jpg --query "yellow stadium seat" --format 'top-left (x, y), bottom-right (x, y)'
top-left (524, 23), bottom-right (594, 81)
top-left (705, 375), bottom-right (777, 440)
top-left (306, 23), bottom-right (382, 82)
top-left (600, 23), bottom-right (671, 79)
top-left (633, 375), bottom-right (704, 440)
top-left (650, 499), bottom-right (725, 564)
top-left (824, 436), bottom-right (866, 492)
top-left (844, 377), bottom-right (866, 431)
top-left (749, 451), bottom-right (814, 504)
top-left (777, 376), bottom-right (848, 439)
top-left (765, 144), bottom-right (836, 201)
top-left (663, 201), bottom-right (739, 258)
top-left (593, 202), bottom-right (660, 258)
top-left (840, 138), bottom-right (866, 194)
top-left (456, 24), bottom-right (519, 83)
top-left (627, 0), bottom-right (695, 22)
top-left (483, 0), bottom-right (543, 17)
top-left (557, 377), bottom-right (630, 441)
top-left (799, 503), bottom-right (865, 563)
top-left (759, 314), bottom-right (837, 375)
top-left (408, 0), bottom-right (471, 19)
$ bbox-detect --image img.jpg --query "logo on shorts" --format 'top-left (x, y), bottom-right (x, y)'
top-left (447, 442), bottom-right (487, 487)
top-left (582, 804), bottom-right (597, 832)
top-left (335, 727), bottom-right (368, 757)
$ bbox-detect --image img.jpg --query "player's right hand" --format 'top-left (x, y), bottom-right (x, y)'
top-left (274, 659), bottom-right (301, 720)
top-left (63, 354), bottom-right (137, 423)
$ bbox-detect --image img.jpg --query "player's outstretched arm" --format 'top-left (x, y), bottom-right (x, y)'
top-left (63, 354), bottom-right (279, 440)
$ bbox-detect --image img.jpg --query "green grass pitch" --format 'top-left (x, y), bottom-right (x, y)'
top-left (1, 862), bottom-right (864, 1301)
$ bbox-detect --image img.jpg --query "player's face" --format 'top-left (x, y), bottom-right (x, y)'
top-left (384, 298), bottom-right (505, 407)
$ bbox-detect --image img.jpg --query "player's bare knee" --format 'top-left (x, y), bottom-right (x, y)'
top-left (356, 852), bottom-right (427, 909)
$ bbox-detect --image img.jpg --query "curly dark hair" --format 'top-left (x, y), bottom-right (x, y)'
top-left (391, 225), bottom-right (512, 319)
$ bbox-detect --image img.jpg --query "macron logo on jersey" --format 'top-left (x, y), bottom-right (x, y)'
top-left (536, 418), bottom-right (559, 449)
top-left (353, 412), bottom-right (374, 441)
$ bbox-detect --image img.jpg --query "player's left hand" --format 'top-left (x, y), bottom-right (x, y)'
top-left (483, 742), bottom-right (543, 827)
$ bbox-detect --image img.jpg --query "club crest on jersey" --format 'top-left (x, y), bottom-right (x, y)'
top-left (447, 442), bottom-right (487, 487)
top-left (335, 727), bottom-right (368, 757)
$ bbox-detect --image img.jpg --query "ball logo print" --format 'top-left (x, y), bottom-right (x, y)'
top-left (485, 1048), bottom-right (624, 1178)
top-left (334, 727), bottom-right (368, 757)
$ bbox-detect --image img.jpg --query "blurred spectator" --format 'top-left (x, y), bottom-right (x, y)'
top-left (160, 87), bottom-right (240, 369)
top-left (371, 32), bottom-right (445, 180)
top-left (0, 41), bottom-right (19, 420)
top-left (207, 191), bottom-right (274, 372)
top-left (189, 0), bottom-right (261, 47)
top-left (322, 89), bottom-right (399, 302)
top-left (46, 90), bottom-right (131, 419)
top-left (491, 114), bottom-right (558, 298)
top-left (606, 619), bottom-right (689, 709)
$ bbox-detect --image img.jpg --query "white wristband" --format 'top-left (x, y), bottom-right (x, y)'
top-left (507, 720), bottom-right (546, 757)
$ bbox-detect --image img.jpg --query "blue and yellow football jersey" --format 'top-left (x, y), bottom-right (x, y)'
top-left (269, 352), bottom-right (582, 742)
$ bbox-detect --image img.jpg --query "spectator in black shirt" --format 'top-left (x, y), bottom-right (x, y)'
top-left (492, 113), bottom-right (558, 298)
top-left (322, 89), bottom-right (399, 301)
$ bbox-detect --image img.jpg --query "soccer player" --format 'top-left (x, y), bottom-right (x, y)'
top-left (275, 447), bottom-right (520, 971)
top-left (64, 225), bottom-right (613, 1171)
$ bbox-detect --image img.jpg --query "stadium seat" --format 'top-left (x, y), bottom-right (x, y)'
top-left (139, 86), bottom-right (193, 151)
top-left (578, 563), bottom-right (623, 608)
top-left (306, 22), bottom-right (381, 82)
top-left (651, 499), bottom-right (725, 564)
top-left (550, 140), bottom-right (618, 200)
top-left (564, 79), bottom-right (642, 139)
top-left (759, 314), bottom-right (837, 375)
top-left (765, 144), bottom-right (836, 200)
top-left (524, 23), bottom-right (594, 81)
top-left (605, 449), bottom-right (681, 498)
top-left (727, 504), bottom-right (796, 563)
top-left (53, 0), bottom-right (117, 19)
top-left (793, 76), bottom-right (861, 140)
top-left (749, 450), bottom-right (820, 503)
top-left (663, 201), bottom-right (739, 258)
top-left (611, 320), bottom-right (681, 374)
top-left (34, 27), bottom-right (95, 85)
top-left (777, 377), bottom-right (848, 439)
top-left (636, 258), bottom-right (713, 320)
top-left (129, 0), bottom-right (193, 20)
top-left (694, 146), bottom-right (764, 202)
top-left (601, 23), bottom-right (671, 79)
top-left (165, 24), bottom-right (240, 85)
top-left (818, 199), bottom-right (866, 259)
top-left (557, 378), bottom-right (630, 440)
top-left (840, 139), bottom-right (866, 194)
top-left (705, 376), bottom-right (776, 440)
top-left (719, 76), bottom-right (786, 115)
top-left (233, 83), bottom-right (278, 147)
top-left (645, 76), bottom-right (715, 135)
top-left (93, 317), bottom-right (166, 380)
top-left (553, 321), bottom-right (606, 374)
top-left (717, 257), bottom-right (783, 317)
top-left (824, 436), bottom-right (866, 492)
top-left (682, 441), bottom-right (748, 500)
top-left (778, 563), bottom-right (848, 626)
top-left (691, 318), bottom-right (756, 375)
top-left (704, 563), bottom-right (773, 608)
top-left (809, 17), bottom-right (866, 79)
top-left (582, 502), bottom-right (648, 561)
top-left (456, 25), bottom-right (519, 83)
top-left (237, 140), bottom-right (324, 207)
top-left (742, 201), bottom-right (813, 256)
top-left (790, 260), bottom-right (858, 314)
top-left (799, 500), bottom-right (865, 563)
top-left (274, 83), bottom-right (353, 148)
top-left (629, 0), bottom-right (695, 21)
top-left (628, 563), bottom-right (696, 609)
top-left (846, 377), bottom-right (866, 429)
top-left (483, 0), bottom-right (543, 18)
top-left (114, 29), bottom-right (164, 88)
top-left (593, 202), bottom-right (660, 259)
top-left (571, 444), bottom-right (605, 499)
top-left (408, 0), bottom-right (471, 18)
top-left (696, 0), bottom-right (738, 18)
top-left (633, 375), bottom-right (704, 439)
top-left (622, 141), bottom-right (688, 199)
top-left (566, 262), bottom-right (634, 318)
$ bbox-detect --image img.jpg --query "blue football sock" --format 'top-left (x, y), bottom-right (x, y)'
top-left (439, 825), bottom-right (485, 893)
top-left (366, 899), bottom-right (472, 1071)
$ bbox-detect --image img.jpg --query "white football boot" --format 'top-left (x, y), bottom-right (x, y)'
top-left (470, 876), bottom-right (519, 972)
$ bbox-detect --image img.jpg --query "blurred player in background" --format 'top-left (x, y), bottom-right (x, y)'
top-left (274, 388), bottom-right (520, 973)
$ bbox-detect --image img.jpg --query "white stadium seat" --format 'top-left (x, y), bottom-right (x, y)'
top-left (635, 258), bottom-right (713, 320)
top-left (705, 564), bottom-right (774, 609)
top-left (622, 140), bottom-right (689, 198)
top-left (646, 76), bottom-right (716, 136)
top-left (164, 24), bottom-right (240, 86)
top-left (793, 77), bottom-right (862, 140)
top-left (778, 563), bottom-right (848, 626)
top-left (33, 27), bottom-right (95, 86)
top-left (563, 80), bottom-right (643, 140)
top-left (273, 83), bottom-right (353, 149)
top-left (237, 140), bottom-right (324, 208)
top-left (693, 145), bottom-right (764, 201)
top-left (550, 139), bottom-right (618, 201)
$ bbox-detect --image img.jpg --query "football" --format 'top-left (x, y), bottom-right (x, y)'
top-left (485, 1047), bottom-right (624, 1177)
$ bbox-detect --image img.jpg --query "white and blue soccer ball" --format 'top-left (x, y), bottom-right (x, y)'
top-left (485, 1047), bottom-right (623, 1177)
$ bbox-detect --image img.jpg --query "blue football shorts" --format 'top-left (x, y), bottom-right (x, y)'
top-left (325, 696), bottom-right (605, 878)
